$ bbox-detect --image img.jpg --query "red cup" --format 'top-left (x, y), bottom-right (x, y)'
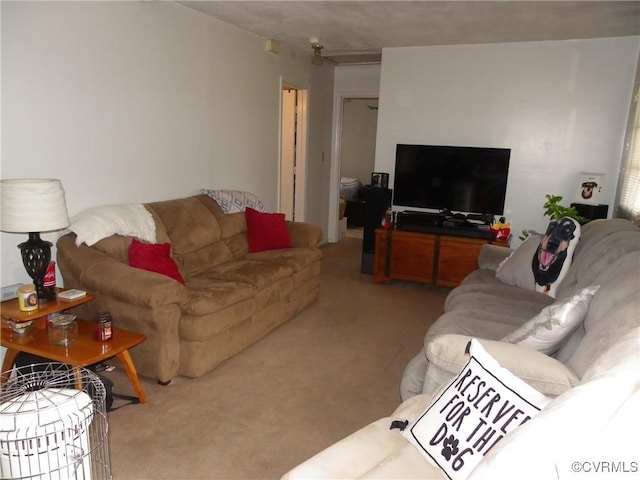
top-left (491, 227), bottom-right (511, 241)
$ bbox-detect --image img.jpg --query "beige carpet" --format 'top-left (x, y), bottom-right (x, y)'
top-left (105, 237), bottom-right (449, 479)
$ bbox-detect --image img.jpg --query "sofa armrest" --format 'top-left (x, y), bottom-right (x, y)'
top-left (286, 221), bottom-right (323, 248)
top-left (477, 244), bottom-right (514, 271)
top-left (281, 413), bottom-right (444, 480)
top-left (57, 234), bottom-right (187, 308)
top-left (391, 393), bottom-right (434, 420)
top-left (427, 334), bottom-right (580, 396)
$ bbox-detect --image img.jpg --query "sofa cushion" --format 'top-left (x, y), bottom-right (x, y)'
top-left (146, 196), bottom-right (235, 277)
top-left (91, 234), bottom-right (132, 264)
top-left (495, 234), bottom-right (540, 290)
top-left (568, 218), bottom-right (638, 261)
top-left (248, 247), bottom-right (323, 273)
top-left (501, 285), bottom-right (599, 354)
top-left (443, 282), bottom-right (554, 342)
top-left (445, 284), bottom-right (553, 320)
top-left (282, 401), bottom-right (445, 480)
top-left (565, 252), bottom-right (640, 378)
top-left (128, 239), bottom-right (185, 285)
top-left (180, 288), bottom-right (259, 340)
top-left (182, 278), bottom-right (257, 316)
top-left (405, 339), bottom-right (550, 479)
top-left (477, 244), bottom-right (514, 271)
top-left (427, 312), bottom-right (527, 343)
top-left (196, 258), bottom-right (293, 291)
top-left (459, 268), bottom-right (502, 287)
top-left (532, 217), bottom-right (581, 297)
top-left (426, 335), bottom-right (579, 396)
top-left (245, 207), bottom-right (292, 252)
top-left (557, 228), bottom-right (640, 298)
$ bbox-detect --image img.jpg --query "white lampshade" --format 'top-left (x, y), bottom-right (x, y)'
top-left (0, 179), bottom-right (70, 233)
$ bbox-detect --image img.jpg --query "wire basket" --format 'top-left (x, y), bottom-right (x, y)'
top-left (0, 362), bottom-right (111, 480)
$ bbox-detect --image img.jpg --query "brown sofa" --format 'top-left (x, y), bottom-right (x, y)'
top-left (56, 194), bottom-right (323, 383)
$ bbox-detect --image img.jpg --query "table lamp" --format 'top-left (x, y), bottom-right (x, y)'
top-left (1, 179), bottom-right (70, 303)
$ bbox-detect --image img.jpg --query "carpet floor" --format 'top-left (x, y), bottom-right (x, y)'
top-left (105, 237), bottom-right (450, 479)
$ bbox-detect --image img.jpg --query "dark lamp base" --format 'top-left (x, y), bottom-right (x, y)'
top-left (38, 287), bottom-right (57, 304)
top-left (18, 232), bottom-right (54, 304)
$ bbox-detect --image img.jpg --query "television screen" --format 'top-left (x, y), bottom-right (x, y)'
top-left (392, 144), bottom-right (510, 215)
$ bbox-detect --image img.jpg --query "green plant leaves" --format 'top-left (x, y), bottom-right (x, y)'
top-left (542, 194), bottom-right (587, 223)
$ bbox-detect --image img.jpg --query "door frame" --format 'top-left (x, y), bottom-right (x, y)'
top-left (328, 91), bottom-right (380, 242)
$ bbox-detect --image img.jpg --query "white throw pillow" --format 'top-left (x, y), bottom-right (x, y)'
top-left (70, 203), bottom-right (156, 246)
top-left (532, 217), bottom-right (581, 297)
top-left (501, 285), bottom-right (600, 355)
top-left (404, 339), bottom-right (550, 479)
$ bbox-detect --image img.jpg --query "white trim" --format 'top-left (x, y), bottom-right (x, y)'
top-left (277, 76), bottom-right (284, 213)
top-left (295, 89), bottom-right (309, 222)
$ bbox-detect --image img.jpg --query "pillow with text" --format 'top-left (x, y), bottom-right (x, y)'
top-left (404, 339), bottom-right (550, 479)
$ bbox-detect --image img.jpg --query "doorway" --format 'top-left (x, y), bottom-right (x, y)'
top-left (280, 85), bottom-right (308, 221)
top-left (339, 97), bottom-right (379, 239)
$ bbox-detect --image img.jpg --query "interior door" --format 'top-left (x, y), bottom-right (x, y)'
top-left (280, 86), bottom-right (308, 221)
top-left (280, 88), bottom-right (296, 220)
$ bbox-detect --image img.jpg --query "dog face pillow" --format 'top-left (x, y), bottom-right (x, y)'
top-left (531, 217), bottom-right (581, 297)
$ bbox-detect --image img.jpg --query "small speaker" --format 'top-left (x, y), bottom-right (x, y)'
top-left (361, 252), bottom-right (375, 276)
top-left (570, 203), bottom-right (608, 224)
top-left (360, 187), bottom-right (392, 274)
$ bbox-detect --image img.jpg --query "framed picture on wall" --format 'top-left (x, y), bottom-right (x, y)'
top-left (371, 172), bottom-right (389, 189)
top-left (575, 172), bottom-right (606, 205)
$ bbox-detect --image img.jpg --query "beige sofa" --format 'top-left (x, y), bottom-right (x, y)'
top-left (283, 218), bottom-right (639, 478)
top-left (283, 327), bottom-right (638, 479)
top-left (401, 218), bottom-right (639, 400)
top-left (57, 194), bottom-right (323, 384)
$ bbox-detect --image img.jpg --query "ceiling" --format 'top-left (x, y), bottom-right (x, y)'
top-left (178, 1), bottom-right (640, 64)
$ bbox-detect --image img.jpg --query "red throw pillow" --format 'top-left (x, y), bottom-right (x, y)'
top-left (128, 239), bottom-right (185, 285)
top-left (245, 207), bottom-right (292, 253)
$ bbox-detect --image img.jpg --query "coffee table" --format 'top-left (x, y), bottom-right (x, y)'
top-left (1, 294), bottom-right (148, 404)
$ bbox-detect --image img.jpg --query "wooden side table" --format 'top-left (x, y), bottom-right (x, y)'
top-left (1, 289), bottom-right (148, 404)
top-left (1, 288), bottom-right (96, 323)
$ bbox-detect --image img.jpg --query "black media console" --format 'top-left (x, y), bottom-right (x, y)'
top-left (395, 210), bottom-right (495, 240)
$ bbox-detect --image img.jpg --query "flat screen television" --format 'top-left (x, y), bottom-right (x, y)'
top-left (392, 144), bottom-right (511, 215)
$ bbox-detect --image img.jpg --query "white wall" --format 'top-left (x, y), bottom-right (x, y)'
top-left (341, 98), bottom-right (379, 184)
top-left (376, 37), bottom-right (640, 243)
top-left (1, 1), bottom-right (330, 286)
top-left (305, 64), bottom-right (336, 235)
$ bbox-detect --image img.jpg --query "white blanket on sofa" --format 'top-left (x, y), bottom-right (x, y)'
top-left (69, 203), bottom-right (156, 246)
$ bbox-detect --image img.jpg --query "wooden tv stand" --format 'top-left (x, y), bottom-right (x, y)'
top-left (373, 228), bottom-right (510, 287)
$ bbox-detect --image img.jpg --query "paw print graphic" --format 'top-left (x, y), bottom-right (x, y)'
top-left (441, 435), bottom-right (459, 461)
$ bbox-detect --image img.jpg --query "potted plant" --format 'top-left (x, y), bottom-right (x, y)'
top-left (519, 194), bottom-right (587, 241)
